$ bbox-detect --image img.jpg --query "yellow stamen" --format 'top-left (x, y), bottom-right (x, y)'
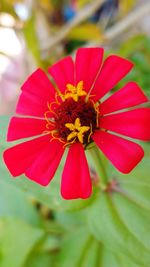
top-left (65, 118), bottom-right (90, 144)
top-left (65, 122), bottom-right (75, 131)
top-left (77, 132), bottom-right (84, 143)
top-left (64, 81), bottom-right (87, 102)
top-left (74, 117), bottom-right (81, 130)
top-left (67, 131), bottom-right (77, 141)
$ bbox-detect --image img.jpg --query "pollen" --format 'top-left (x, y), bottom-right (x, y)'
top-left (65, 118), bottom-right (90, 143)
top-left (64, 81), bottom-right (87, 102)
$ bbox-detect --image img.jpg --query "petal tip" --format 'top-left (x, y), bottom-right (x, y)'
top-left (3, 150), bottom-right (16, 177)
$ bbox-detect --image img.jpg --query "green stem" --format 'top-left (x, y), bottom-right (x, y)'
top-left (89, 145), bottom-right (108, 184)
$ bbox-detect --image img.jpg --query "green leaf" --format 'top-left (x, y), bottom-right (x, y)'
top-left (0, 116), bottom-right (9, 143)
top-left (68, 23), bottom-right (103, 41)
top-left (88, 193), bottom-right (150, 266)
top-left (0, 218), bottom-right (44, 267)
top-left (0, 117), bottom-right (37, 225)
top-left (102, 248), bottom-right (140, 267)
top-left (88, 152), bottom-right (150, 267)
top-left (24, 235), bottom-right (59, 267)
top-left (118, 35), bottom-right (150, 97)
top-left (58, 227), bottom-right (92, 267)
top-left (119, 35), bottom-right (150, 57)
top-left (25, 252), bottom-right (55, 267)
top-left (23, 16), bottom-right (42, 67)
top-left (0, 177), bottom-right (41, 226)
top-left (5, 169), bottom-right (93, 211)
top-left (58, 226), bottom-right (141, 267)
top-left (116, 159), bottom-right (150, 211)
top-left (37, 235), bottom-right (60, 252)
top-left (0, 115), bottom-right (40, 225)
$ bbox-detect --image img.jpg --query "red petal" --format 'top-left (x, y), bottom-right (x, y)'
top-left (100, 82), bottom-right (148, 115)
top-left (7, 117), bottom-right (50, 141)
top-left (25, 140), bottom-right (64, 186)
top-left (16, 90), bottom-right (48, 117)
top-left (100, 108), bottom-right (150, 141)
top-left (92, 131), bottom-right (144, 173)
top-left (22, 68), bottom-right (55, 102)
top-left (61, 143), bottom-right (92, 199)
top-left (92, 131), bottom-right (144, 174)
top-left (92, 55), bottom-right (133, 102)
top-left (17, 69), bottom-right (56, 117)
top-left (48, 56), bottom-right (75, 93)
top-left (75, 47), bottom-right (104, 92)
top-left (3, 135), bottom-right (50, 177)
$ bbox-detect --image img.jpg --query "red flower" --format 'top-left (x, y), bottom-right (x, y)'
top-left (3, 48), bottom-right (150, 199)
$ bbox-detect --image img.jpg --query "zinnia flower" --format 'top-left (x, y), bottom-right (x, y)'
top-left (3, 48), bottom-right (150, 199)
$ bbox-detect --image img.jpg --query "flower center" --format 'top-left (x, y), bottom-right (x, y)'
top-left (55, 97), bottom-right (98, 144)
top-left (45, 81), bottom-right (99, 146)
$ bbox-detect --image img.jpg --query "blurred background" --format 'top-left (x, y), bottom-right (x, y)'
top-left (0, 1), bottom-right (150, 267)
top-left (0, 0), bottom-right (150, 115)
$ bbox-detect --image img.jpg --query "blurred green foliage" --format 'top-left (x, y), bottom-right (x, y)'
top-left (118, 35), bottom-right (150, 97)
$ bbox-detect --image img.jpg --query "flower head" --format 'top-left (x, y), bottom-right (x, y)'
top-left (3, 48), bottom-right (150, 199)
